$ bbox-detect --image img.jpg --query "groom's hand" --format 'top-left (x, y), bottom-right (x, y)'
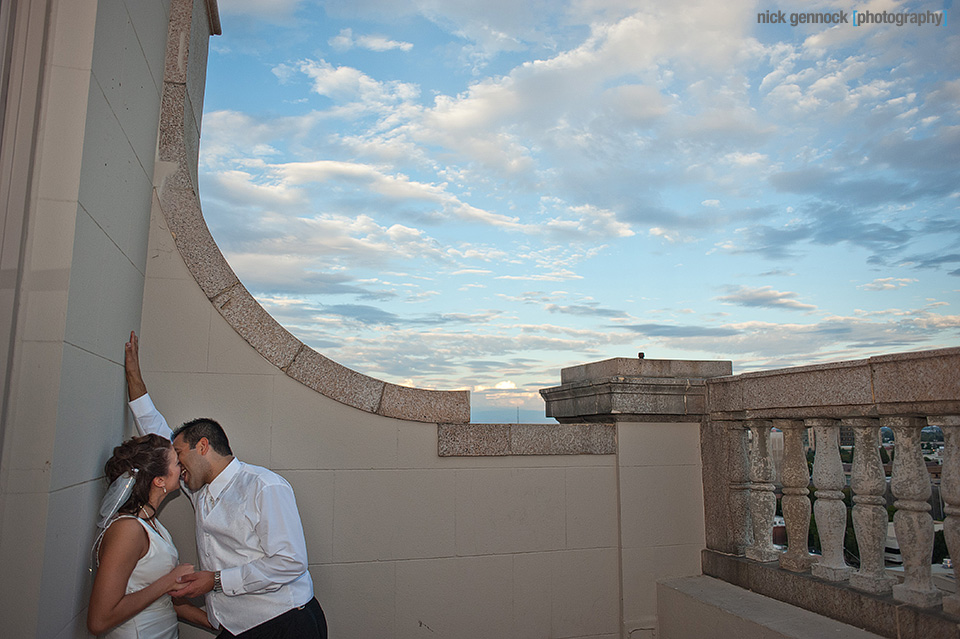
top-left (169, 570), bottom-right (215, 598)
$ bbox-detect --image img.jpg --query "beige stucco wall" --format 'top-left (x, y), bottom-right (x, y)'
top-left (618, 421), bottom-right (705, 638)
top-left (0, 0), bottom-right (174, 636)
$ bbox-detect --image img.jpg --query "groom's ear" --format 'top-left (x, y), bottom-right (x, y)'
top-left (196, 437), bottom-right (210, 456)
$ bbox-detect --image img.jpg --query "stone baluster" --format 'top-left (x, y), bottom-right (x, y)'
top-left (934, 415), bottom-right (960, 616)
top-left (886, 416), bottom-right (941, 608)
top-left (746, 420), bottom-right (779, 562)
top-left (727, 422), bottom-right (753, 555)
top-left (808, 418), bottom-right (851, 581)
top-left (846, 417), bottom-right (895, 594)
top-left (775, 419), bottom-right (813, 572)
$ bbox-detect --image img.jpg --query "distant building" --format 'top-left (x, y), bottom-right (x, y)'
top-left (839, 424), bottom-right (855, 447)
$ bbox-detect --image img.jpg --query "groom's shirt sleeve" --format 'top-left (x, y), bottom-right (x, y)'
top-left (218, 477), bottom-right (310, 596)
top-left (128, 393), bottom-right (196, 502)
top-left (129, 393), bottom-right (175, 440)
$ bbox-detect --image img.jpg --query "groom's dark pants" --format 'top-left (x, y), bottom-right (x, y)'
top-left (216, 597), bottom-right (327, 639)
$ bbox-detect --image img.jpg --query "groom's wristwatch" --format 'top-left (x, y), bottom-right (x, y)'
top-left (213, 571), bottom-right (223, 593)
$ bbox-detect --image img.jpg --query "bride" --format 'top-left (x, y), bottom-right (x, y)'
top-left (88, 434), bottom-right (211, 637)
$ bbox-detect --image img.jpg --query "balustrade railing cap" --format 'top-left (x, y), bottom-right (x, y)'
top-left (558, 357), bottom-right (733, 385)
top-left (705, 346), bottom-right (960, 419)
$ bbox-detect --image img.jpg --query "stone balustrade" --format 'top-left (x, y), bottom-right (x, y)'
top-left (701, 347), bottom-right (960, 638)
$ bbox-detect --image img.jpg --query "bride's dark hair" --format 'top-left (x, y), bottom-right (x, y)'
top-left (103, 434), bottom-right (171, 519)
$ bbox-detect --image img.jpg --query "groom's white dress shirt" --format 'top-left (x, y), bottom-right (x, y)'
top-left (130, 393), bottom-right (314, 635)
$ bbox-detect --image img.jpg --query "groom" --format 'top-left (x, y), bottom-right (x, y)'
top-left (124, 332), bottom-right (327, 639)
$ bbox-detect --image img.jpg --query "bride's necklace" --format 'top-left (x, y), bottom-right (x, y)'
top-left (139, 505), bottom-right (160, 534)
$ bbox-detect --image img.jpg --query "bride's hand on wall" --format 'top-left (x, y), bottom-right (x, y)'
top-left (125, 330), bottom-right (148, 401)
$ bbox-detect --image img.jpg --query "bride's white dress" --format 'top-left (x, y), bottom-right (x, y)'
top-left (102, 516), bottom-right (179, 639)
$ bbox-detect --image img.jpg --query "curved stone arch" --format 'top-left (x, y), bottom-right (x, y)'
top-left (154, 0), bottom-right (469, 423)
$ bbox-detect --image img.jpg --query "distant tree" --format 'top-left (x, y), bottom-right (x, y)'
top-left (879, 447), bottom-right (890, 464)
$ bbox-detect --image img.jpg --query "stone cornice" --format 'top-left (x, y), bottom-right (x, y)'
top-left (438, 422), bottom-right (616, 456)
top-left (541, 357), bottom-right (733, 423)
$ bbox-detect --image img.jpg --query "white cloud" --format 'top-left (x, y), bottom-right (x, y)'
top-left (208, 169), bottom-right (306, 208)
top-left (452, 268), bottom-right (494, 275)
top-left (716, 286), bottom-right (818, 311)
top-left (270, 160), bottom-right (528, 229)
top-left (544, 204), bottom-right (634, 240)
top-left (600, 84), bottom-right (671, 124)
top-left (722, 152), bottom-right (767, 167)
top-left (297, 59), bottom-right (420, 105)
top-left (649, 227), bottom-right (696, 244)
top-left (223, 212), bottom-right (454, 275)
top-left (329, 28), bottom-right (414, 52)
top-left (859, 277), bottom-right (918, 291)
top-left (496, 271), bottom-right (583, 281)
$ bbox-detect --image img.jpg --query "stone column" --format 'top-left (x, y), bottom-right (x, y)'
top-left (808, 418), bottom-right (850, 581)
top-left (938, 415), bottom-right (960, 616)
top-left (886, 416), bottom-right (941, 608)
top-left (727, 422), bottom-right (754, 555)
top-left (746, 420), bottom-right (779, 562)
top-left (775, 419), bottom-right (813, 572)
top-left (846, 418), bottom-right (895, 594)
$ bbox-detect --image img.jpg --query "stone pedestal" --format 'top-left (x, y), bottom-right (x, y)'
top-left (540, 357), bottom-right (732, 423)
top-left (541, 356), bottom-right (733, 639)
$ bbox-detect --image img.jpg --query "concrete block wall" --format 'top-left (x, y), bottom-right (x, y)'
top-left (0, 0), bottom-right (174, 636)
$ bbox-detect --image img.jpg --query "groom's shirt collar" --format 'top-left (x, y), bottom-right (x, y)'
top-left (206, 457), bottom-right (240, 502)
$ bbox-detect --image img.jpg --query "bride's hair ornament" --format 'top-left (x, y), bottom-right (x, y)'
top-left (97, 469), bottom-right (139, 529)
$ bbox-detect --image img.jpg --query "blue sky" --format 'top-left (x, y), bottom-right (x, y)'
top-left (199, 0), bottom-right (959, 422)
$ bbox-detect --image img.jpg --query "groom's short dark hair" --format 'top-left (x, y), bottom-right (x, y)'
top-left (173, 418), bottom-right (233, 456)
